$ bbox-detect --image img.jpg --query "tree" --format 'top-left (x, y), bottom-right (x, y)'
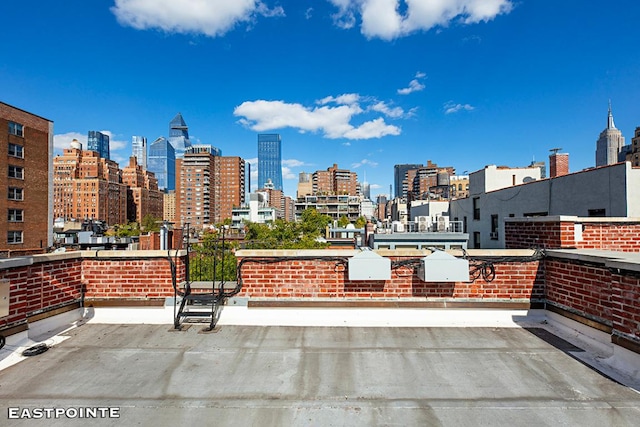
top-left (141, 214), bottom-right (162, 233)
top-left (338, 215), bottom-right (350, 228)
top-left (355, 216), bottom-right (367, 229)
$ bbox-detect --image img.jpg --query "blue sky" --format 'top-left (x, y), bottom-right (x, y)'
top-left (3, 0), bottom-right (640, 198)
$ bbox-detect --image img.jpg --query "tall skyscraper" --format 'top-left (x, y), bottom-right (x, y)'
top-left (394, 164), bottom-right (423, 199)
top-left (258, 134), bottom-right (283, 191)
top-left (87, 131), bottom-right (110, 160)
top-left (168, 113), bottom-right (192, 158)
top-left (596, 102), bottom-right (625, 167)
top-left (148, 137), bottom-right (176, 191)
top-left (131, 136), bottom-right (147, 170)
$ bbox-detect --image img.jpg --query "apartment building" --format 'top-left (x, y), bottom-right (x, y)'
top-left (0, 102), bottom-right (53, 252)
top-left (121, 156), bottom-right (163, 223)
top-left (177, 147), bottom-right (245, 228)
top-left (53, 141), bottom-right (126, 227)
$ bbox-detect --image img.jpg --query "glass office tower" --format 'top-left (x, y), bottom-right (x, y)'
top-left (87, 131), bottom-right (110, 160)
top-left (258, 134), bottom-right (282, 191)
top-left (148, 137), bottom-right (176, 191)
top-left (132, 135), bottom-right (147, 169)
top-left (168, 113), bottom-right (192, 159)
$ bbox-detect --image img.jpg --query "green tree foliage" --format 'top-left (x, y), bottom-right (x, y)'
top-left (141, 214), bottom-right (162, 233)
top-left (337, 215), bottom-right (350, 228)
top-left (106, 221), bottom-right (140, 237)
top-left (189, 229), bottom-right (237, 281)
top-left (355, 216), bottom-right (368, 229)
top-left (244, 208), bottom-right (331, 249)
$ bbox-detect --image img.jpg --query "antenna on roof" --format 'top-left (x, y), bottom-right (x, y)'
top-left (549, 147), bottom-right (562, 155)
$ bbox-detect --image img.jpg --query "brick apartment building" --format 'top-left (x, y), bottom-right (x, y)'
top-left (312, 163), bottom-right (358, 196)
top-left (177, 147), bottom-right (246, 229)
top-left (121, 156), bottom-right (163, 223)
top-left (0, 102), bottom-right (53, 252)
top-left (53, 141), bottom-right (127, 226)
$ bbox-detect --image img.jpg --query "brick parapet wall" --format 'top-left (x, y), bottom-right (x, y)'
top-left (0, 253), bottom-right (83, 329)
top-left (546, 250), bottom-right (640, 347)
top-left (506, 216), bottom-right (640, 252)
top-left (235, 250), bottom-right (544, 302)
top-left (0, 251), bottom-right (187, 332)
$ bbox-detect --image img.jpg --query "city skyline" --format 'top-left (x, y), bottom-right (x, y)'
top-left (3, 1), bottom-right (640, 198)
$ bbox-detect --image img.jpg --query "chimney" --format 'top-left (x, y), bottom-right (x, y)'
top-left (549, 148), bottom-right (569, 178)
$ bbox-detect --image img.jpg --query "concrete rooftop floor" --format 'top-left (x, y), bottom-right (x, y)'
top-left (0, 307), bottom-right (639, 426)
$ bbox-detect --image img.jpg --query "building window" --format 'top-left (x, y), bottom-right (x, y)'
top-left (8, 187), bottom-right (24, 201)
top-left (8, 121), bottom-right (24, 137)
top-left (473, 197), bottom-right (480, 220)
top-left (8, 143), bottom-right (24, 158)
top-left (473, 231), bottom-right (481, 249)
top-left (8, 209), bottom-right (23, 222)
top-left (588, 209), bottom-right (606, 217)
top-left (490, 214), bottom-right (499, 240)
top-left (8, 166), bottom-right (24, 179)
top-left (8, 230), bottom-right (23, 244)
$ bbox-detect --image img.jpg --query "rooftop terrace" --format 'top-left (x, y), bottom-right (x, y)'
top-left (0, 306), bottom-right (639, 426)
top-left (0, 222), bottom-right (640, 425)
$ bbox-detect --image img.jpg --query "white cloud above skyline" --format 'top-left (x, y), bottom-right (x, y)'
top-left (351, 158), bottom-right (379, 169)
top-left (111, 0), bottom-right (512, 40)
top-left (234, 95), bottom-right (402, 140)
top-left (397, 72), bottom-right (426, 95)
top-left (444, 101), bottom-right (475, 114)
top-left (329, 0), bottom-right (514, 40)
top-left (54, 131), bottom-right (127, 154)
top-left (111, 0), bottom-right (284, 37)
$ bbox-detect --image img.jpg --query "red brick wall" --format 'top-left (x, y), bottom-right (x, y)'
top-left (82, 255), bottom-right (184, 299)
top-left (545, 255), bottom-right (640, 344)
top-left (0, 252), bottom-right (187, 331)
top-left (577, 223), bottom-right (640, 251)
top-left (611, 272), bottom-right (640, 340)
top-left (544, 258), bottom-right (612, 322)
top-left (506, 219), bottom-right (640, 252)
top-left (505, 221), bottom-right (572, 249)
top-left (235, 256), bottom-right (544, 301)
top-left (1, 257), bottom-right (83, 328)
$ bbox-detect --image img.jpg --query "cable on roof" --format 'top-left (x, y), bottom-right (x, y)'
top-left (22, 343), bottom-right (49, 357)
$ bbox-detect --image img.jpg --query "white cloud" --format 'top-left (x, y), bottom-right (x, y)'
top-left (342, 142), bottom-right (351, 146)
top-left (370, 183), bottom-right (383, 189)
top-left (54, 130), bottom-right (128, 154)
top-left (370, 101), bottom-right (405, 118)
top-left (54, 132), bottom-right (86, 152)
top-left (282, 166), bottom-right (296, 180)
top-left (444, 102), bottom-right (475, 114)
top-left (99, 130), bottom-right (128, 152)
top-left (351, 158), bottom-right (379, 169)
top-left (234, 96), bottom-right (401, 140)
top-left (397, 72), bottom-right (427, 95)
top-left (111, 0), bottom-right (284, 37)
top-left (282, 159), bottom-right (306, 168)
top-left (317, 93), bottom-right (361, 106)
top-left (328, 0), bottom-right (513, 40)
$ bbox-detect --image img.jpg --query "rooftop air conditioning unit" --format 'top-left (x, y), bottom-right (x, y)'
top-left (490, 232), bottom-right (499, 239)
